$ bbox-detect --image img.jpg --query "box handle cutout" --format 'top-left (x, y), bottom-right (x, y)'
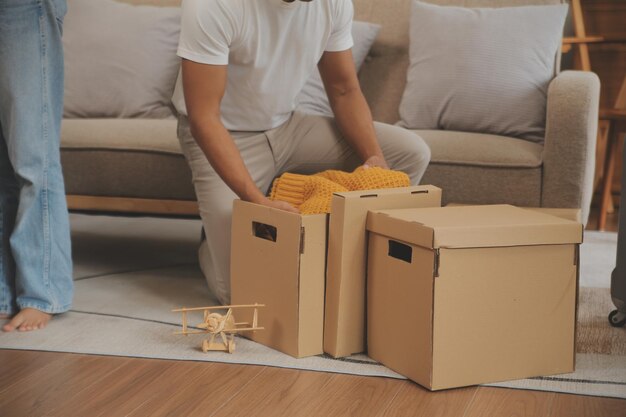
top-left (360, 194), bottom-right (378, 198)
top-left (252, 221), bottom-right (277, 243)
top-left (388, 240), bottom-right (412, 263)
top-left (411, 190), bottom-right (428, 194)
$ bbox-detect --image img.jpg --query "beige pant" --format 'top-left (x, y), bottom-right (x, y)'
top-left (177, 112), bottom-right (431, 304)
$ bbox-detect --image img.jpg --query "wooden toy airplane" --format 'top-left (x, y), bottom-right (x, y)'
top-left (172, 304), bottom-right (265, 353)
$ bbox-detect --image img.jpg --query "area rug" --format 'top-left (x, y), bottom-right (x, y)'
top-left (0, 214), bottom-right (624, 399)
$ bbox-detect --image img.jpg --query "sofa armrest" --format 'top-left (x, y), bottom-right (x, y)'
top-left (542, 70), bottom-right (600, 225)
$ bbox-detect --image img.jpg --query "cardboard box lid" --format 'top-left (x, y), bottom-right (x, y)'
top-left (367, 205), bottom-right (583, 249)
top-left (523, 207), bottom-right (582, 223)
top-left (447, 204), bottom-right (583, 223)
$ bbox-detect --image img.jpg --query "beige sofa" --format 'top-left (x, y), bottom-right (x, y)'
top-left (61, 0), bottom-right (600, 222)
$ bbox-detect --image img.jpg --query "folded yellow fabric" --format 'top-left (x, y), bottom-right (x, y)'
top-left (317, 166), bottom-right (410, 191)
top-left (269, 166), bottom-right (410, 214)
top-left (269, 173), bottom-right (348, 215)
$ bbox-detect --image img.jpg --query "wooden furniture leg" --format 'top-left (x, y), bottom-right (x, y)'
top-left (570, 0), bottom-right (592, 71)
top-left (598, 76), bottom-right (626, 230)
top-left (599, 129), bottom-right (618, 230)
top-left (596, 119), bottom-right (611, 190)
top-left (563, 0), bottom-right (612, 219)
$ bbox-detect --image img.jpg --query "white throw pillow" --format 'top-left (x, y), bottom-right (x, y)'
top-left (295, 21), bottom-right (381, 117)
top-left (398, 1), bottom-right (568, 143)
top-left (63, 0), bottom-right (181, 119)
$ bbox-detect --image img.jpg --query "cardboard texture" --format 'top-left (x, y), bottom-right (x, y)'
top-left (525, 207), bottom-right (582, 223)
top-left (366, 205), bottom-right (583, 390)
top-left (324, 185), bottom-right (442, 358)
top-left (230, 200), bottom-right (327, 358)
top-left (447, 204), bottom-right (582, 224)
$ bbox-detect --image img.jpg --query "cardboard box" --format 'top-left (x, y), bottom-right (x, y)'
top-left (324, 185), bottom-right (442, 358)
top-left (230, 200), bottom-right (327, 358)
top-left (448, 203), bottom-right (582, 223)
top-left (366, 205), bottom-right (583, 390)
top-left (525, 207), bottom-right (582, 223)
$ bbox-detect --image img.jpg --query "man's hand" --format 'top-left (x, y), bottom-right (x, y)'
top-left (363, 154), bottom-right (389, 170)
top-left (255, 196), bottom-right (300, 214)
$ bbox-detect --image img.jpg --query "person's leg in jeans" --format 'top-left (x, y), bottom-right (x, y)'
top-left (268, 112), bottom-right (431, 184)
top-left (177, 116), bottom-right (278, 304)
top-left (0, 130), bottom-right (18, 319)
top-left (0, 0), bottom-right (73, 331)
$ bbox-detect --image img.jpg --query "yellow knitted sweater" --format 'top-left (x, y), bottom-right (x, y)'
top-left (269, 167), bottom-right (410, 214)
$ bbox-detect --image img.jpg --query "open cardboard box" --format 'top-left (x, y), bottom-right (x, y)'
top-left (366, 205), bottom-right (583, 390)
top-left (324, 185), bottom-right (442, 358)
top-left (230, 200), bottom-right (327, 358)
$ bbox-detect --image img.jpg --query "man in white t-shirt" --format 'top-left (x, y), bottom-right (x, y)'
top-left (173, 0), bottom-right (431, 304)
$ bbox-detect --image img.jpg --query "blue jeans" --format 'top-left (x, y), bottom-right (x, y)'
top-left (0, 0), bottom-right (73, 315)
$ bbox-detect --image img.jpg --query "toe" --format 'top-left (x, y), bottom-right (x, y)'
top-left (3, 314), bottom-right (25, 332)
top-left (21, 321), bottom-right (35, 332)
top-left (4, 309), bottom-right (52, 332)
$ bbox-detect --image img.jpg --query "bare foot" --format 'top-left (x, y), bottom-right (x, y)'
top-left (2, 308), bottom-right (51, 332)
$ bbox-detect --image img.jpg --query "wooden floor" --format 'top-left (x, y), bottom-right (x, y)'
top-left (0, 208), bottom-right (624, 417)
top-left (1, 349), bottom-right (625, 417)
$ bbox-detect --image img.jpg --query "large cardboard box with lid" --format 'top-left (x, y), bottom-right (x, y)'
top-left (230, 200), bottom-right (327, 358)
top-left (366, 205), bottom-right (583, 390)
top-left (324, 185), bottom-right (442, 358)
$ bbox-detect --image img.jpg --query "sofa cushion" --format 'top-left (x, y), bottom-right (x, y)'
top-left (296, 21), bottom-right (381, 117)
top-left (397, 0), bottom-right (568, 143)
top-left (417, 130), bottom-right (544, 168)
top-left (417, 129), bottom-right (543, 206)
top-left (351, 0), bottom-right (564, 124)
top-left (61, 119), bottom-right (195, 200)
top-left (421, 163), bottom-right (543, 207)
top-left (61, 119), bottom-right (182, 154)
top-left (63, 0), bottom-right (181, 119)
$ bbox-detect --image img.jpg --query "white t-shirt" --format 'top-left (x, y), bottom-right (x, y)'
top-left (172, 0), bottom-right (354, 131)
